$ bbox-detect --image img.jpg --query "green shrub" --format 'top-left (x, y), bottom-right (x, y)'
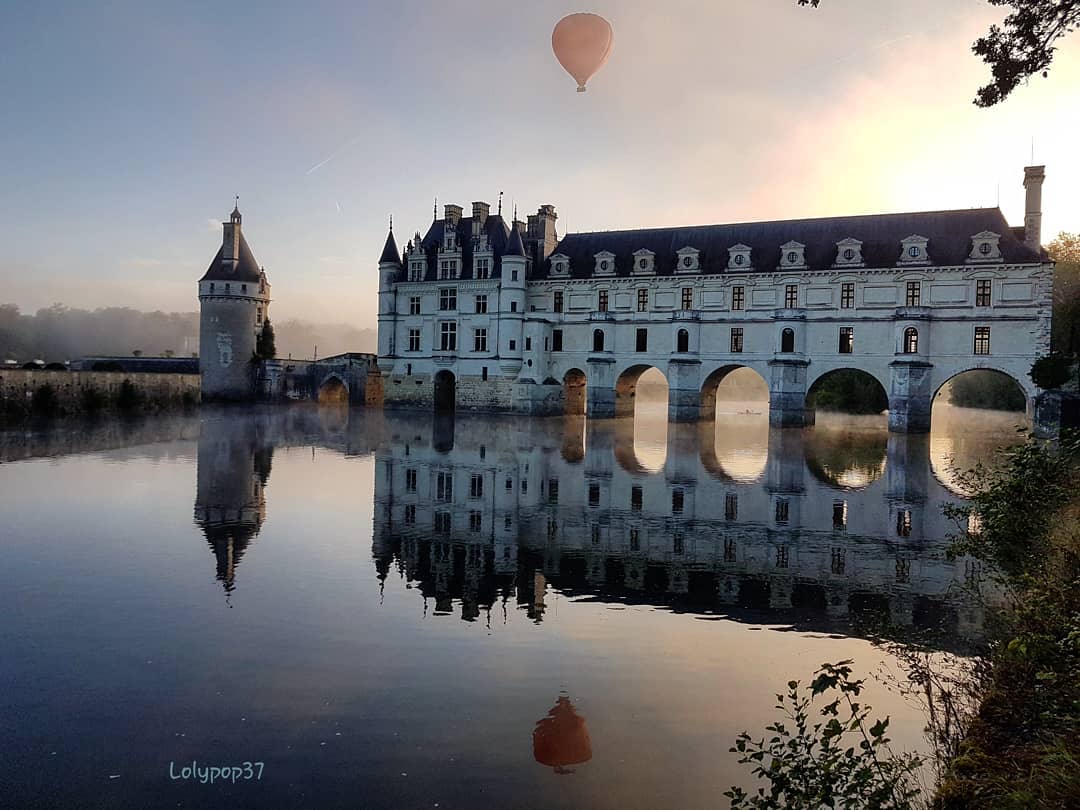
top-left (116, 379), bottom-right (141, 413)
top-left (1029, 354), bottom-right (1074, 390)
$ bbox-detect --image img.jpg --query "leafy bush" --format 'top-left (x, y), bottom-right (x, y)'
top-left (1029, 354), bottom-right (1074, 390)
top-left (727, 660), bottom-right (923, 809)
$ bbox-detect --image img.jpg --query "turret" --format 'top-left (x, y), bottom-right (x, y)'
top-left (198, 203), bottom-right (271, 401)
top-left (377, 219), bottom-right (402, 371)
top-left (499, 223), bottom-right (527, 376)
top-left (1023, 165), bottom-right (1045, 252)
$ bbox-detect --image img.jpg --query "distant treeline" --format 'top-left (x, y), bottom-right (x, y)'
top-left (0, 303), bottom-right (376, 364)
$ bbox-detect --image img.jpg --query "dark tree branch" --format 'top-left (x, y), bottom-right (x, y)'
top-left (798, 0), bottom-right (1080, 107)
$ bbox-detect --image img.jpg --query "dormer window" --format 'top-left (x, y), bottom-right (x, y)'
top-left (676, 246), bottom-right (700, 273)
top-left (632, 248), bottom-right (655, 276)
top-left (779, 241), bottom-right (806, 270)
top-left (834, 238), bottom-right (864, 268)
top-left (968, 231), bottom-right (1002, 262)
top-left (409, 260), bottom-right (424, 282)
top-left (474, 257), bottom-right (490, 279)
top-left (899, 235), bottom-right (930, 266)
top-left (594, 251), bottom-right (616, 276)
top-left (727, 244), bottom-right (752, 271)
top-left (549, 253), bottom-right (570, 277)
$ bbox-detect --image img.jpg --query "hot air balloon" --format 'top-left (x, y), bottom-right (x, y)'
top-left (533, 695), bottom-right (593, 774)
top-left (551, 13), bottom-right (614, 93)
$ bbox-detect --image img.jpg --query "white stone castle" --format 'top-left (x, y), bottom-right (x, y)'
top-left (376, 167), bottom-right (1054, 432)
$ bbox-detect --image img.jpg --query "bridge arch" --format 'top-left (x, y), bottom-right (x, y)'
top-left (805, 368), bottom-right (889, 421)
top-left (317, 373), bottom-right (349, 404)
top-left (700, 365), bottom-right (769, 420)
top-left (614, 364), bottom-right (668, 419)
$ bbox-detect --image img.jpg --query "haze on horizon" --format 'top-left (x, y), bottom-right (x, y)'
top-left (1, 0), bottom-right (1077, 328)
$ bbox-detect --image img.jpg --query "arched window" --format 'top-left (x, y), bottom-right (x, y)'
top-left (903, 327), bottom-right (919, 354)
top-left (781, 328), bottom-right (795, 353)
top-left (676, 329), bottom-right (689, 353)
top-left (593, 329), bottom-right (605, 352)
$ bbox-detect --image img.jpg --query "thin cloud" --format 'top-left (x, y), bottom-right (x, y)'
top-left (305, 135), bottom-right (364, 176)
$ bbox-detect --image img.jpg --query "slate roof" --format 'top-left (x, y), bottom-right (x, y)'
top-left (379, 229), bottom-right (402, 265)
top-left (406, 214), bottom-right (515, 281)
top-left (200, 232), bottom-right (264, 283)
top-left (538, 208), bottom-right (1044, 279)
top-left (504, 224), bottom-right (526, 258)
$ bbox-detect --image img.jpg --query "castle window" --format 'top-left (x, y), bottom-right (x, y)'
top-left (632, 249), bottom-right (656, 275)
top-left (775, 498), bottom-right (790, 525)
top-left (781, 328), bottom-right (795, 353)
top-left (637, 289), bottom-right (649, 312)
top-left (839, 327), bottom-right (854, 354)
top-left (681, 287), bottom-right (693, 310)
top-left (407, 363), bottom-right (412, 375)
top-left (840, 282), bottom-right (855, 309)
top-left (473, 328), bottom-right (488, 353)
top-left (553, 291), bottom-right (564, 313)
top-left (785, 285), bottom-right (799, 308)
top-left (408, 329), bottom-right (421, 352)
top-left (225, 283), bottom-right (231, 292)
top-left (904, 327), bottom-right (919, 354)
top-left (552, 329), bottom-right (563, 351)
top-left (780, 241), bottom-right (806, 269)
top-left (969, 231), bottom-right (1002, 262)
top-left (897, 509), bottom-right (912, 537)
top-left (525, 337), bottom-right (532, 351)
top-left (469, 511), bottom-right (482, 532)
top-left (974, 326), bottom-right (991, 355)
top-left (209, 283), bottom-right (215, 292)
top-left (475, 257), bottom-right (490, 279)
top-left (475, 294), bottom-right (487, 314)
top-left (439, 288), bottom-right (457, 311)
top-left (593, 329), bottom-right (605, 352)
top-left (728, 244), bottom-right (752, 270)
top-left (256, 307), bottom-right (263, 324)
top-left (439, 260), bottom-right (449, 280)
top-left (511, 270), bottom-right (519, 281)
top-left (241, 283), bottom-right (247, 293)
top-left (831, 547), bottom-right (846, 575)
top-left (508, 339), bottom-right (516, 351)
top-left (672, 489), bottom-right (684, 514)
top-left (439, 322), bottom-right (457, 352)
top-left (482, 366), bottom-right (488, 381)
top-left (510, 301), bottom-right (518, 313)
top-left (598, 290), bottom-right (609, 312)
top-left (436, 471), bottom-right (453, 502)
top-left (730, 327), bottom-right (743, 353)
top-left (631, 486), bottom-right (643, 512)
top-left (731, 286), bottom-right (745, 311)
top-left (677, 329), bottom-right (689, 353)
top-left (833, 501), bottom-right (848, 530)
top-left (636, 328), bottom-right (648, 352)
top-left (834, 238), bottom-right (864, 267)
top-left (724, 537), bottom-right (737, 562)
top-left (470, 473), bottom-right (483, 499)
top-left (409, 262), bottom-right (424, 282)
top-left (409, 296), bottom-right (421, 315)
top-left (906, 282), bottom-right (921, 307)
top-left (589, 483), bottom-right (600, 506)
top-left (725, 493), bottom-right (738, 520)
top-left (976, 279), bottom-right (992, 307)
top-left (405, 468), bottom-right (417, 493)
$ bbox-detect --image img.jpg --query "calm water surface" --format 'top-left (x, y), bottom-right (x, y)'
top-left (0, 405), bottom-right (1023, 809)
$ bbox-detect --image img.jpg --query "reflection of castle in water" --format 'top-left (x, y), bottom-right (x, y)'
top-left (373, 413), bottom-right (991, 639)
top-left (193, 415), bottom-right (273, 596)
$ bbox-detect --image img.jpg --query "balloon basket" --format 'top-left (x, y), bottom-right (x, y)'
top-left (576, 85), bottom-right (587, 93)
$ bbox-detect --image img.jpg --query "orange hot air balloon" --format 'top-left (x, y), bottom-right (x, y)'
top-left (552, 13), bottom-right (614, 92)
top-left (533, 695), bottom-right (593, 774)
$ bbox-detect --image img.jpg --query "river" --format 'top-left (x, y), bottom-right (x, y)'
top-left (0, 404), bottom-right (1025, 808)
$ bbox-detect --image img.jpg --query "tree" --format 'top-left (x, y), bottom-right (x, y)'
top-left (798, 0), bottom-right (1080, 106)
top-left (1048, 232), bottom-right (1080, 354)
top-left (255, 319), bottom-right (277, 361)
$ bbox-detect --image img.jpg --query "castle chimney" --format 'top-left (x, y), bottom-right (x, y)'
top-left (534, 204), bottom-right (558, 260)
top-left (1023, 165), bottom-right (1045, 252)
top-left (444, 204), bottom-right (463, 227)
top-left (471, 201), bottom-right (489, 238)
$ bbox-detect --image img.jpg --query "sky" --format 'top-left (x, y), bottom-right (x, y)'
top-left (1, 0), bottom-right (1078, 327)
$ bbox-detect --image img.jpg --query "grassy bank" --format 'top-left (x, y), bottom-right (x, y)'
top-left (934, 435), bottom-right (1080, 808)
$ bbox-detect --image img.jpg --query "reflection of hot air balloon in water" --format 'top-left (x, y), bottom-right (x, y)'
top-left (552, 13), bottom-right (614, 92)
top-left (533, 695), bottom-right (593, 774)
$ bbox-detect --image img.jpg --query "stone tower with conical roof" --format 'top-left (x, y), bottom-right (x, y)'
top-left (198, 204), bottom-right (272, 400)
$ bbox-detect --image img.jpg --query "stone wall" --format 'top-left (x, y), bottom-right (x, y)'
top-left (0, 370), bottom-right (200, 420)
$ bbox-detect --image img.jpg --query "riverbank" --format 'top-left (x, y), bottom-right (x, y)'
top-left (934, 434), bottom-right (1080, 808)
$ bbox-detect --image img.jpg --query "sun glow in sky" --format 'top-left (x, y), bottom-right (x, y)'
top-left (1, 0), bottom-right (1077, 324)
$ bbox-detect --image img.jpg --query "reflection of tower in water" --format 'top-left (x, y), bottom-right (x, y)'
top-left (193, 416), bottom-right (272, 599)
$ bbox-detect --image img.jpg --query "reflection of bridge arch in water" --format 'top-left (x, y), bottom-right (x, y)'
top-left (804, 418), bottom-right (888, 491)
top-left (699, 416), bottom-right (769, 483)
